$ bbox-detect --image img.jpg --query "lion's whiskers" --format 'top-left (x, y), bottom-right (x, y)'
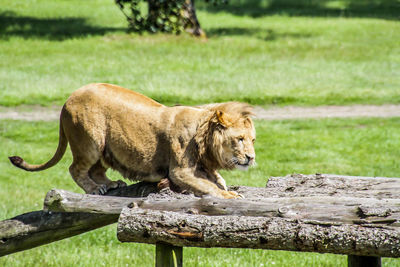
top-left (225, 158), bottom-right (238, 168)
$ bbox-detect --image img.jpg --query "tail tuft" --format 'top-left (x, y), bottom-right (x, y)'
top-left (8, 117), bottom-right (67, 172)
top-left (9, 156), bottom-right (24, 167)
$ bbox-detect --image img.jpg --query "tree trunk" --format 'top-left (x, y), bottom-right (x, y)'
top-left (182, 0), bottom-right (206, 38)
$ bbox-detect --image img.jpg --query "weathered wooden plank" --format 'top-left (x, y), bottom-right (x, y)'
top-left (43, 189), bottom-right (400, 226)
top-left (44, 174), bottom-right (400, 215)
top-left (248, 173), bottom-right (400, 199)
top-left (117, 207), bottom-right (400, 258)
top-left (0, 181), bottom-right (158, 257)
top-left (43, 189), bottom-right (139, 214)
top-left (0, 211), bottom-right (117, 257)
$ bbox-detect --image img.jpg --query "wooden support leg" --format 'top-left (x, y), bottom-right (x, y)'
top-left (156, 243), bottom-right (183, 267)
top-left (348, 255), bottom-right (381, 267)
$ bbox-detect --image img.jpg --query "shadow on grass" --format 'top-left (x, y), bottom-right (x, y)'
top-left (206, 27), bottom-right (313, 40)
top-left (0, 11), bottom-right (124, 40)
top-left (201, 0), bottom-right (400, 20)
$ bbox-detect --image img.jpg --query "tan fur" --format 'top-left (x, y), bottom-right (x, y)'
top-left (9, 83), bottom-right (256, 198)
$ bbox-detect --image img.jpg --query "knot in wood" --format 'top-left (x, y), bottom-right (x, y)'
top-left (278, 206), bottom-right (288, 214)
top-left (186, 208), bottom-right (199, 215)
top-left (128, 202), bottom-right (139, 209)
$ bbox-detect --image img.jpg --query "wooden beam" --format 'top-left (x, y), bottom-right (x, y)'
top-left (257, 174), bottom-right (400, 199)
top-left (0, 182), bottom-right (158, 257)
top-left (117, 207), bottom-right (400, 258)
top-left (3, 173), bottom-right (400, 257)
top-left (0, 211), bottom-right (117, 257)
top-left (43, 189), bottom-right (140, 214)
top-left (44, 189), bottom-right (400, 226)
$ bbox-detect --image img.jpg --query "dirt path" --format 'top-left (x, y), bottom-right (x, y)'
top-left (1, 104), bottom-right (400, 121)
top-left (0, 105), bottom-right (61, 121)
top-left (253, 104), bottom-right (400, 120)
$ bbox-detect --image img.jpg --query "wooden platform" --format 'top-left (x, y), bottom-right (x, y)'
top-left (2, 174), bottom-right (400, 267)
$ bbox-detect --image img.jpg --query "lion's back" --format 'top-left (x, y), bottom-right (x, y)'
top-left (60, 83), bottom-right (210, 182)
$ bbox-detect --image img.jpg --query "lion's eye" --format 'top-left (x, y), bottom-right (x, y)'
top-left (238, 137), bottom-right (244, 143)
top-left (252, 139), bottom-right (256, 143)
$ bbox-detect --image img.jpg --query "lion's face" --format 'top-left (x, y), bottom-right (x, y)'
top-left (216, 116), bottom-right (256, 170)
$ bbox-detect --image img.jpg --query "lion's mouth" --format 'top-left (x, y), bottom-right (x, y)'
top-left (229, 156), bottom-right (255, 170)
top-left (235, 162), bottom-right (250, 170)
top-left (236, 159), bottom-right (254, 169)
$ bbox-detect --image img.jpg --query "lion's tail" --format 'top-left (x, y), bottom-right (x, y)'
top-left (9, 120), bottom-right (68, 172)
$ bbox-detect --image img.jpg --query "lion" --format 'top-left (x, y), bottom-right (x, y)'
top-left (9, 83), bottom-right (256, 199)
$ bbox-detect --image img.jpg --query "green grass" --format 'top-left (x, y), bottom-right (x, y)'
top-left (1, 118), bottom-right (400, 266)
top-left (0, 0), bottom-right (399, 107)
top-left (1, 0), bottom-right (400, 266)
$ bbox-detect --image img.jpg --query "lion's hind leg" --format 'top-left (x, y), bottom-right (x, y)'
top-left (89, 160), bottom-right (127, 191)
top-left (62, 112), bottom-right (116, 194)
top-left (67, 136), bottom-right (111, 194)
top-left (69, 159), bottom-right (108, 195)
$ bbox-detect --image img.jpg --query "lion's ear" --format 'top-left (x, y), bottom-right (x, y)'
top-left (244, 117), bottom-right (253, 127)
top-left (215, 110), bottom-right (232, 127)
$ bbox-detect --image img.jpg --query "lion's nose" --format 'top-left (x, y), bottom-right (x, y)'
top-left (245, 154), bottom-right (254, 163)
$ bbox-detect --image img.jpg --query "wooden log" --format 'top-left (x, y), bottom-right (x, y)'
top-left (0, 211), bottom-right (117, 257)
top-left (4, 174), bottom-right (400, 257)
top-left (0, 182), bottom-right (158, 257)
top-left (43, 189), bottom-right (139, 214)
top-left (117, 207), bottom-right (400, 258)
top-left (43, 189), bottom-right (400, 226)
top-left (250, 173), bottom-right (400, 199)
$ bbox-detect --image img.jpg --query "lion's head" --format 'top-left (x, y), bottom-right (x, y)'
top-left (196, 102), bottom-right (256, 170)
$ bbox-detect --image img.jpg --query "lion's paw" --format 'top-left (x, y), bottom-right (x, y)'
top-left (221, 190), bottom-right (243, 199)
top-left (117, 180), bottom-right (127, 187)
top-left (108, 180), bottom-right (127, 189)
top-left (90, 184), bottom-right (108, 195)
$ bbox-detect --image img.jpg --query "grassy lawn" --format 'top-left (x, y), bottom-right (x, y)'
top-left (1, 118), bottom-right (400, 266)
top-left (0, 0), bottom-right (399, 107)
top-left (1, 0), bottom-right (400, 266)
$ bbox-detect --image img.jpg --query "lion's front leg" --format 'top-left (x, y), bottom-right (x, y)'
top-left (207, 170), bottom-right (227, 190)
top-left (169, 167), bottom-right (239, 199)
top-left (207, 170), bottom-right (244, 198)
